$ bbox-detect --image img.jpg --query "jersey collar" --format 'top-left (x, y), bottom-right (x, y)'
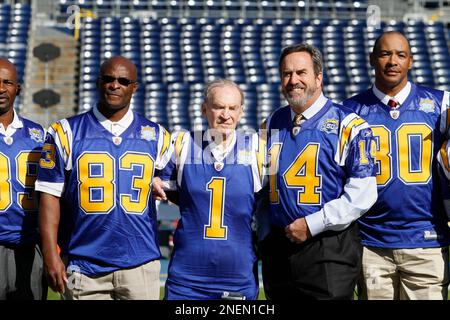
top-left (93, 104), bottom-right (134, 136)
top-left (372, 81), bottom-right (411, 107)
top-left (0, 109), bottom-right (24, 136)
top-left (205, 129), bottom-right (237, 162)
top-left (290, 92), bottom-right (328, 121)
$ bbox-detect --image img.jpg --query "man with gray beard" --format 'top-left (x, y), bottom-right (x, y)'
top-left (259, 43), bottom-right (378, 299)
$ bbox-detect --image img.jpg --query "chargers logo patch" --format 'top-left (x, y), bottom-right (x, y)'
top-left (320, 119), bottom-right (339, 134)
top-left (140, 126), bottom-right (156, 141)
top-left (419, 98), bottom-right (435, 113)
top-left (29, 128), bottom-right (44, 143)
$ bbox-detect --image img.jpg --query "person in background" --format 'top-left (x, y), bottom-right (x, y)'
top-left (260, 43), bottom-right (377, 300)
top-left (36, 56), bottom-right (171, 300)
top-left (343, 31), bottom-right (450, 300)
top-left (154, 79), bottom-right (264, 300)
top-left (0, 58), bottom-right (46, 300)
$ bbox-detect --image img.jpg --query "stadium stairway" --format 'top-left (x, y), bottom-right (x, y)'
top-left (21, 26), bottom-right (77, 127)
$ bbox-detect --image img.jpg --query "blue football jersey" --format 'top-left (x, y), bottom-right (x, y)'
top-left (36, 109), bottom-right (171, 276)
top-left (265, 100), bottom-right (376, 229)
top-left (0, 117), bottom-right (44, 246)
top-left (160, 130), bottom-right (263, 300)
top-left (343, 84), bottom-right (450, 248)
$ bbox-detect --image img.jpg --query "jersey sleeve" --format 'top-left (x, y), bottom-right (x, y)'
top-left (305, 113), bottom-right (377, 236)
top-left (337, 113), bottom-right (376, 178)
top-left (438, 139), bottom-right (450, 181)
top-left (155, 124), bottom-right (171, 170)
top-left (157, 130), bottom-right (188, 191)
top-left (35, 119), bottom-right (73, 197)
top-left (439, 90), bottom-right (450, 136)
top-left (252, 132), bottom-right (266, 192)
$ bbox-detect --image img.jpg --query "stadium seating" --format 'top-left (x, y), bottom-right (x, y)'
top-left (0, 3), bottom-right (31, 109)
top-left (76, 15), bottom-right (450, 132)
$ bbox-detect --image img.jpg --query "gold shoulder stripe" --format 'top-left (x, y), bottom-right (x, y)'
top-left (340, 117), bottom-right (366, 157)
top-left (175, 131), bottom-right (187, 161)
top-left (159, 128), bottom-right (171, 159)
top-left (256, 136), bottom-right (266, 181)
top-left (51, 122), bottom-right (70, 159)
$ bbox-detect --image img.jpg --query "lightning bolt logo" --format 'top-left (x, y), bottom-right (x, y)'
top-left (340, 116), bottom-right (365, 157)
top-left (159, 128), bottom-right (171, 159)
top-left (51, 122), bottom-right (71, 160)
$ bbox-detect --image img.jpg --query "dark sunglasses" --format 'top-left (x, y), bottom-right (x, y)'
top-left (99, 75), bottom-right (137, 86)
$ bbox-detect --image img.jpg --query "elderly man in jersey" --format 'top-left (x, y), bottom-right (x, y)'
top-left (154, 79), bottom-right (264, 300)
top-left (35, 56), bottom-right (171, 300)
top-left (0, 58), bottom-right (46, 300)
top-left (344, 31), bottom-right (450, 300)
top-left (259, 43), bottom-right (377, 300)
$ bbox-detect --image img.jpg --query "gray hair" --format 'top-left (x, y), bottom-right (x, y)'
top-left (203, 79), bottom-right (244, 106)
top-left (278, 43), bottom-right (323, 77)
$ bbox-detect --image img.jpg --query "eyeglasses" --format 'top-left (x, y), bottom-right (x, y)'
top-left (99, 75), bottom-right (137, 86)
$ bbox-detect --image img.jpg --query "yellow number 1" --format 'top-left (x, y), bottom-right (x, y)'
top-left (204, 177), bottom-right (227, 240)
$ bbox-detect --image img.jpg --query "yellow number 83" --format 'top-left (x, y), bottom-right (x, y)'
top-left (77, 151), bottom-right (154, 214)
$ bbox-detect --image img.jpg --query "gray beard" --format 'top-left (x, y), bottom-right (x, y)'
top-left (283, 85), bottom-right (317, 109)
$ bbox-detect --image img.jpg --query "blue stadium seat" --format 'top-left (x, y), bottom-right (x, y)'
top-left (74, 15), bottom-right (450, 130)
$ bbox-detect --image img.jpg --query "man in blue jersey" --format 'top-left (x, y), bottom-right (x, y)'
top-left (155, 79), bottom-right (264, 300)
top-left (36, 56), bottom-right (171, 300)
top-left (0, 58), bottom-right (46, 300)
top-left (260, 43), bottom-right (377, 300)
top-left (343, 31), bottom-right (450, 300)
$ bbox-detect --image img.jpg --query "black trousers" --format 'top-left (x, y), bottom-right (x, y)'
top-left (260, 223), bottom-right (362, 300)
top-left (0, 244), bottom-right (47, 300)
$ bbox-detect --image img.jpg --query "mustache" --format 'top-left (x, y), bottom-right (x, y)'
top-left (384, 66), bottom-right (400, 72)
top-left (105, 91), bottom-right (121, 96)
top-left (286, 84), bottom-right (305, 91)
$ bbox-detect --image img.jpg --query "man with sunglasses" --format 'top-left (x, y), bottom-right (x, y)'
top-left (0, 58), bottom-right (46, 300)
top-left (35, 56), bottom-right (171, 299)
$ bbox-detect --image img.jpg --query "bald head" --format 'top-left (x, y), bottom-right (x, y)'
top-left (372, 31), bottom-right (411, 55)
top-left (0, 58), bottom-right (18, 82)
top-left (100, 56), bottom-right (137, 82)
top-left (0, 58), bottom-right (20, 117)
top-left (370, 31), bottom-right (413, 96)
top-left (96, 56), bottom-right (139, 121)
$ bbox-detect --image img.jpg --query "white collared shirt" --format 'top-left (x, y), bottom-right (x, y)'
top-left (0, 109), bottom-right (23, 136)
top-left (290, 92), bottom-right (328, 122)
top-left (205, 129), bottom-right (237, 163)
top-left (92, 104), bottom-right (134, 136)
top-left (372, 81), bottom-right (411, 108)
